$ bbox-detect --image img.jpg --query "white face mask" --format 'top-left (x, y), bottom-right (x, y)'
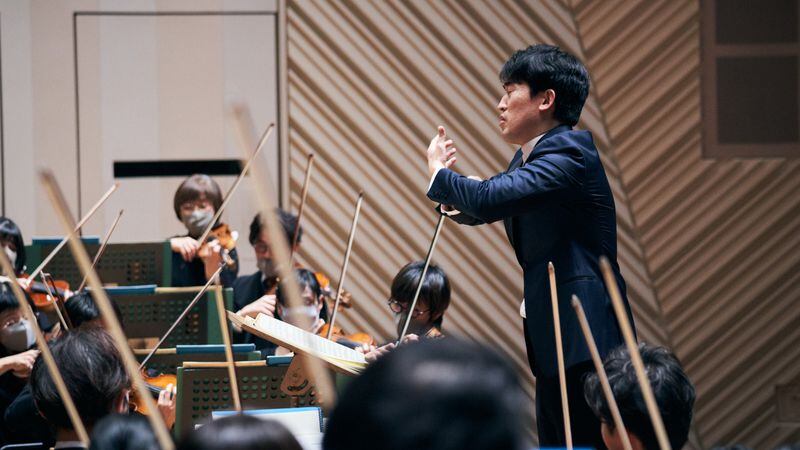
top-left (4, 246), bottom-right (16, 267)
top-left (1, 319), bottom-right (35, 352)
top-left (281, 305), bottom-right (320, 330)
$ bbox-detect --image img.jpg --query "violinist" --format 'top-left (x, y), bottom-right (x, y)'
top-left (169, 174), bottom-right (239, 287)
top-left (359, 261), bottom-right (451, 362)
top-left (0, 283), bottom-right (39, 444)
top-left (0, 217), bottom-right (27, 276)
top-left (30, 327), bottom-right (176, 449)
top-left (273, 269), bottom-right (329, 355)
top-left (232, 210), bottom-right (297, 355)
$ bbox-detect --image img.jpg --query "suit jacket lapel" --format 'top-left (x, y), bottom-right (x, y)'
top-left (504, 149), bottom-right (523, 247)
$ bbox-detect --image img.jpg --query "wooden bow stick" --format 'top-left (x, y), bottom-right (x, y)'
top-left (195, 122), bottom-right (275, 248)
top-left (40, 171), bottom-right (174, 450)
top-left (571, 295), bottom-right (632, 450)
top-left (28, 183), bottom-right (119, 281)
top-left (291, 153), bottom-right (315, 257)
top-left (548, 262), bottom-right (572, 450)
top-left (0, 251), bottom-right (89, 445)
top-left (137, 265), bottom-right (224, 371)
top-left (213, 281), bottom-right (242, 412)
top-left (600, 256), bottom-right (671, 450)
top-left (229, 103), bottom-right (335, 409)
top-left (326, 192), bottom-right (364, 340)
top-left (77, 209), bottom-right (124, 292)
top-left (397, 212), bottom-right (445, 344)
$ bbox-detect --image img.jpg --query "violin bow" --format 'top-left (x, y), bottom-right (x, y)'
top-left (195, 123), bottom-right (275, 247)
top-left (0, 252), bottom-right (90, 445)
top-left (548, 262), bottom-right (573, 450)
top-left (397, 211), bottom-right (446, 344)
top-left (571, 295), bottom-right (632, 450)
top-left (28, 183), bottom-right (119, 281)
top-left (40, 171), bottom-right (174, 450)
top-left (77, 209), bottom-right (124, 292)
top-left (212, 281), bottom-right (242, 412)
top-left (600, 256), bottom-right (671, 450)
top-left (229, 103), bottom-right (336, 409)
top-left (137, 265), bottom-right (224, 371)
top-left (326, 192), bottom-right (363, 339)
top-left (290, 153), bottom-right (315, 258)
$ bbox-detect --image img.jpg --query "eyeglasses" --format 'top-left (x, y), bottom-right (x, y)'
top-left (387, 299), bottom-right (429, 318)
top-left (253, 241), bottom-right (270, 254)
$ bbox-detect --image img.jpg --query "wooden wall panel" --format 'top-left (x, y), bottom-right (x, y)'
top-left (574, 0), bottom-right (800, 448)
top-left (286, 0), bottom-right (664, 444)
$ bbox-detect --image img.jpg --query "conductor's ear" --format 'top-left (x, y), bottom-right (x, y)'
top-left (539, 89), bottom-right (556, 112)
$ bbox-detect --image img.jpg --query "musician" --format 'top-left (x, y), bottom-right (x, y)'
top-left (583, 344), bottom-right (696, 450)
top-left (0, 284), bottom-right (39, 444)
top-left (64, 290), bottom-right (124, 329)
top-left (0, 217), bottom-right (27, 276)
top-left (29, 327), bottom-right (177, 449)
top-left (273, 268), bottom-right (329, 356)
top-left (358, 261), bottom-right (450, 362)
top-left (424, 44), bottom-right (635, 448)
top-left (324, 338), bottom-right (527, 450)
top-left (169, 174), bottom-right (239, 288)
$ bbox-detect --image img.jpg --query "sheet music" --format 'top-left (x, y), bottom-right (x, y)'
top-left (254, 313), bottom-right (366, 366)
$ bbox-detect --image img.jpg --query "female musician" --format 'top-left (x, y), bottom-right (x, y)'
top-left (0, 283), bottom-right (39, 444)
top-left (273, 268), bottom-right (329, 356)
top-left (0, 218), bottom-right (26, 276)
top-left (169, 174), bottom-right (239, 287)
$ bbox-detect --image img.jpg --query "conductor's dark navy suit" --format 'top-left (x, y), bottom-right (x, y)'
top-left (426, 124), bottom-right (635, 447)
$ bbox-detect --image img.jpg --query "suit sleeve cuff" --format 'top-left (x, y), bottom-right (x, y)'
top-left (426, 167), bottom-right (443, 193)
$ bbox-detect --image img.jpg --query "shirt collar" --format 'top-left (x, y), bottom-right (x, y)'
top-left (520, 133), bottom-right (545, 162)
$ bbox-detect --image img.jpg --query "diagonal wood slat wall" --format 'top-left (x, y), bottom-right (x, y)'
top-left (573, 0), bottom-right (800, 448)
top-left (286, 0), bottom-right (665, 444)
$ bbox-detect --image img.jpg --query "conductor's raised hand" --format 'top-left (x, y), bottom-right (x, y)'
top-left (426, 126), bottom-right (457, 177)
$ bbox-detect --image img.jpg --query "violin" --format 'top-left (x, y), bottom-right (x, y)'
top-left (206, 223), bottom-right (237, 251)
top-left (130, 368), bottom-right (177, 416)
top-left (0, 275), bottom-right (72, 311)
top-left (317, 323), bottom-right (375, 348)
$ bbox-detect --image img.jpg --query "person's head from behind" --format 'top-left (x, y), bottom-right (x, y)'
top-left (173, 174), bottom-right (223, 238)
top-left (387, 261), bottom-right (450, 337)
top-left (497, 44), bottom-right (589, 145)
top-left (31, 327), bottom-right (130, 434)
top-left (0, 216), bottom-right (26, 275)
top-left (89, 413), bottom-right (158, 450)
top-left (65, 290), bottom-right (124, 329)
top-left (178, 414), bottom-right (302, 450)
top-left (584, 344), bottom-right (696, 450)
top-left (0, 282), bottom-right (35, 355)
top-left (249, 209), bottom-right (301, 280)
top-left (323, 338), bottom-right (527, 450)
top-left (275, 268), bottom-right (327, 329)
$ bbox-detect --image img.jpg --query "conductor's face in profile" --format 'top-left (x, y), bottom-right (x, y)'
top-left (497, 82), bottom-right (557, 146)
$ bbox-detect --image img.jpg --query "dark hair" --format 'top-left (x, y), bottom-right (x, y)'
top-left (173, 174), bottom-right (223, 220)
top-left (584, 344), bottom-right (696, 450)
top-left (178, 414), bottom-right (302, 450)
top-left (89, 414), bottom-right (159, 450)
top-left (30, 327), bottom-right (130, 428)
top-left (0, 281), bottom-right (20, 315)
top-left (499, 44), bottom-right (590, 126)
top-left (324, 338), bottom-right (527, 450)
top-left (390, 261), bottom-right (451, 327)
top-left (0, 216), bottom-right (27, 274)
top-left (249, 209), bottom-right (301, 247)
top-left (276, 268), bottom-right (328, 322)
top-left (65, 290), bottom-right (124, 328)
